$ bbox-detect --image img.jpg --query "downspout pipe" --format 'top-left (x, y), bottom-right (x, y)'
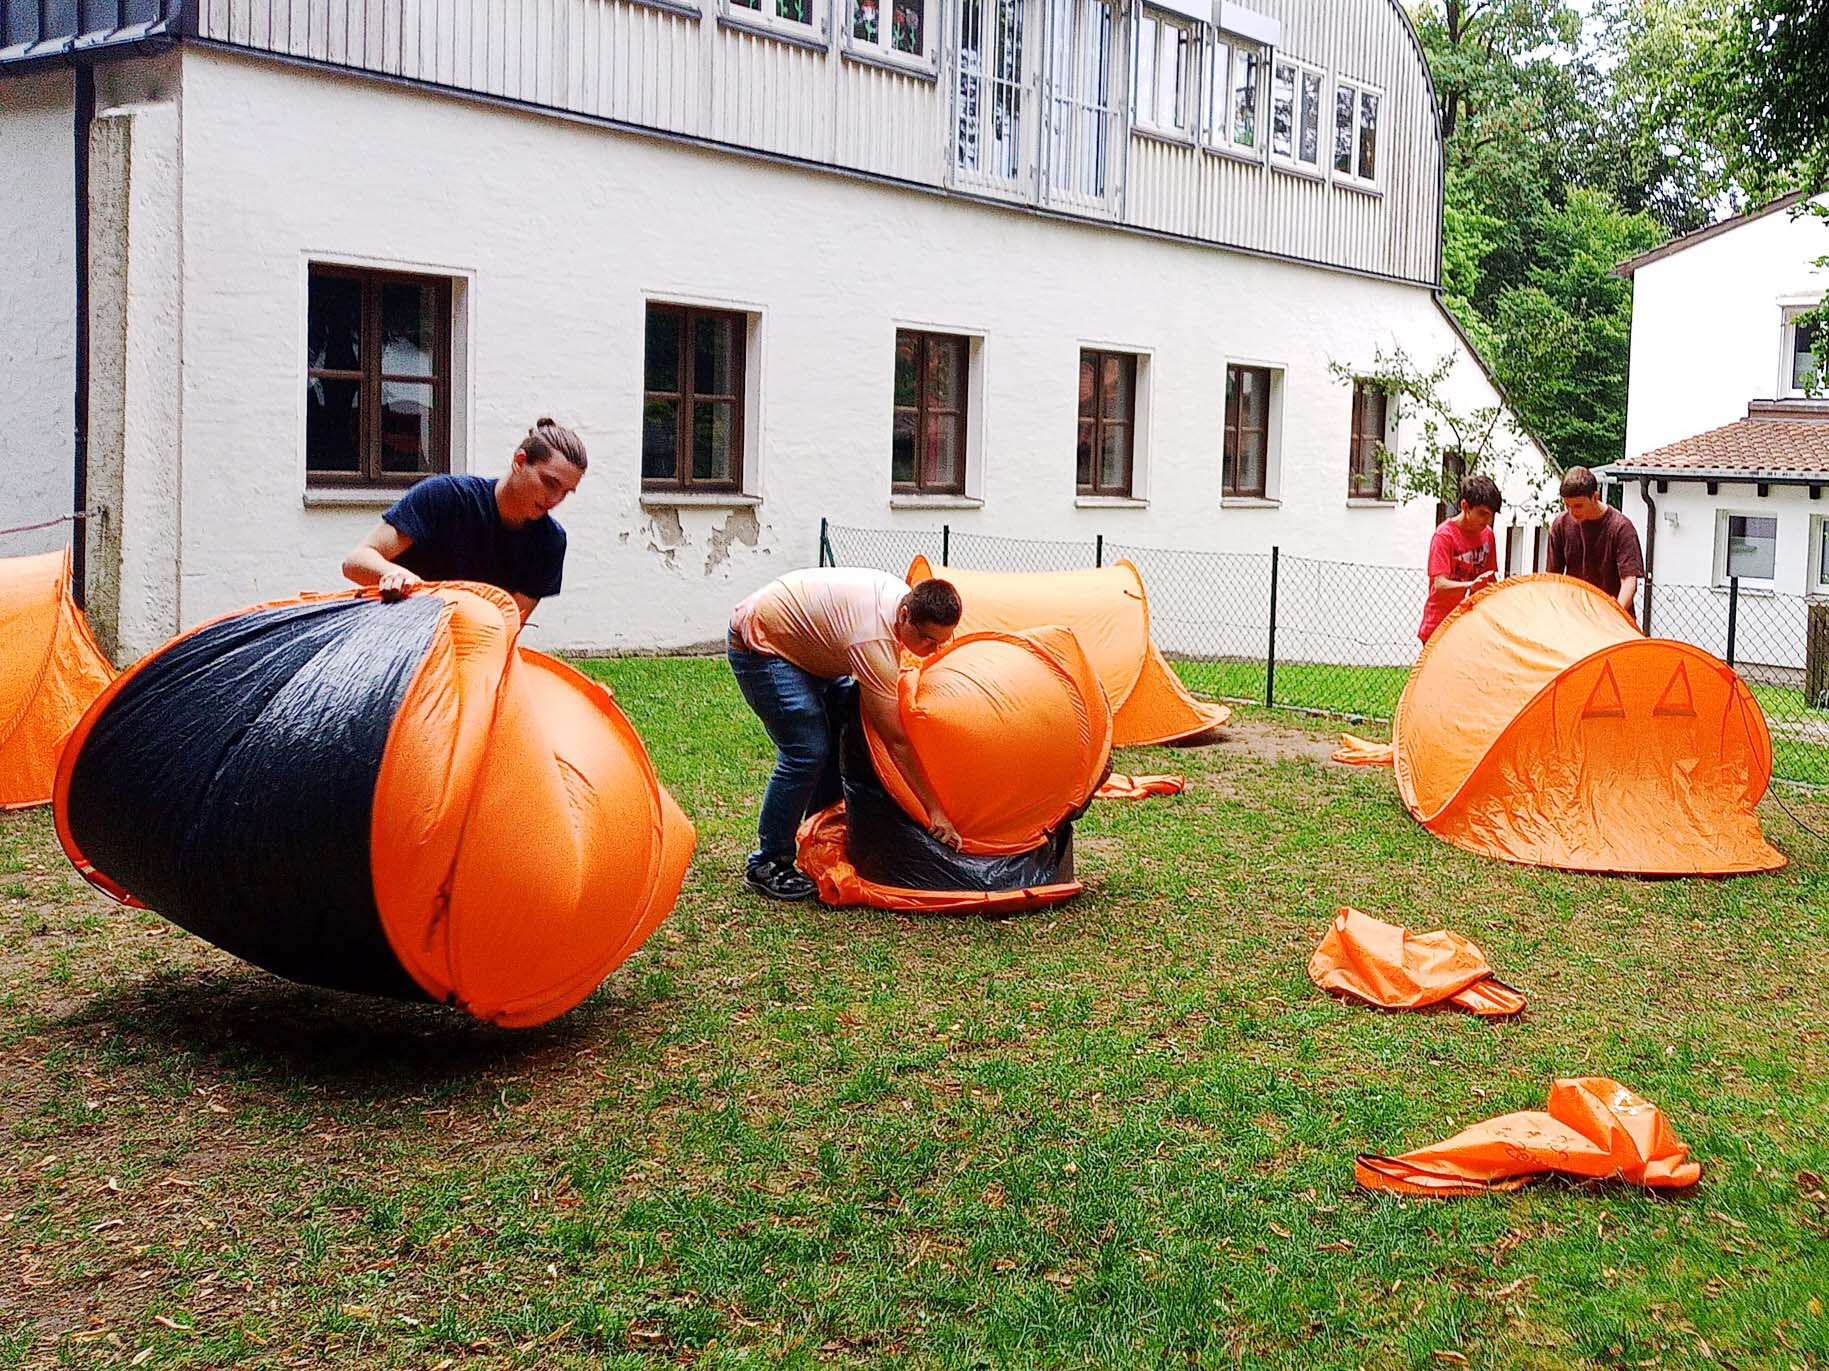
top-left (73, 57), bottom-right (94, 608)
top-left (1637, 475), bottom-right (1657, 633)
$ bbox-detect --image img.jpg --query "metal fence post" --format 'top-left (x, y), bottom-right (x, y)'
top-left (1266, 545), bottom-right (1280, 709)
top-left (942, 524), bottom-right (951, 567)
top-left (818, 516), bottom-right (832, 567)
top-left (1727, 575), bottom-right (1740, 669)
top-left (1095, 534), bottom-right (1104, 568)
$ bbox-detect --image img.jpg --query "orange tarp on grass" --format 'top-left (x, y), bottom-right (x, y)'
top-left (0, 551), bottom-right (114, 810)
top-left (1393, 575), bottom-right (1783, 876)
top-left (907, 557), bottom-right (1230, 747)
top-left (1357, 1077), bottom-right (1701, 1196)
top-left (1308, 907), bottom-right (1525, 1018)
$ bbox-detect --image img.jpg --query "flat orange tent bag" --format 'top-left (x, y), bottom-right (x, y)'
top-left (0, 550), bottom-right (114, 810)
top-left (1357, 1077), bottom-right (1702, 1196)
top-left (1308, 907), bottom-right (1524, 1018)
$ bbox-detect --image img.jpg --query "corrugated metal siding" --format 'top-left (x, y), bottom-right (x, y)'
top-left (185, 0), bottom-right (1441, 284)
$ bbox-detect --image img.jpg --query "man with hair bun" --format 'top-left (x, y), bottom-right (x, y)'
top-left (1419, 472), bottom-right (1503, 643)
top-left (1548, 465), bottom-right (1644, 617)
top-left (341, 418), bottom-right (587, 622)
top-left (729, 567), bottom-right (964, 901)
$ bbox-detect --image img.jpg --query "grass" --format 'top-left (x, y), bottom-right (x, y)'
top-left (2, 656), bottom-right (1828, 1368)
top-left (1178, 660), bottom-right (1829, 786)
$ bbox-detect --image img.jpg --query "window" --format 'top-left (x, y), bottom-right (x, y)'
top-left (1201, 38), bottom-right (1262, 154)
top-left (642, 304), bottom-right (746, 492)
top-left (1717, 513), bottom-right (1778, 585)
top-left (1078, 349), bottom-right (1136, 497)
top-left (1043, 0), bottom-right (1121, 209)
top-left (1347, 380), bottom-right (1389, 499)
top-left (1270, 56), bottom-right (1324, 172)
top-left (848, 0), bottom-right (930, 63)
top-left (1435, 450), bottom-right (1467, 527)
top-left (956, 0), bottom-right (1028, 186)
top-left (1812, 516), bottom-right (1829, 595)
top-left (1334, 78), bottom-right (1381, 185)
top-left (893, 331), bottom-right (969, 494)
top-left (1134, 6), bottom-right (1195, 139)
top-left (1223, 364), bottom-right (1271, 498)
top-left (306, 266), bottom-right (451, 488)
top-left (726, 0), bottom-right (821, 37)
top-left (1785, 308), bottom-right (1823, 395)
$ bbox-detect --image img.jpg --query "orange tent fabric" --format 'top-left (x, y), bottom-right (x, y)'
top-left (907, 558), bottom-right (1230, 746)
top-left (863, 627), bottom-right (1111, 855)
top-left (1357, 1077), bottom-right (1702, 1196)
top-left (1332, 734), bottom-right (1394, 767)
top-left (0, 550), bottom-right (114, 810)
top-left (56, 585), bottom-right (693, 1028)
top-left (1095, 772), bottom-right (1186, 800)
top-left (1308, 907), bottom-right (1524, 1018)
top-left (1393, 575), bottom-right (1783, 876)
top-left (798, 804), bottom-right (1083, 913)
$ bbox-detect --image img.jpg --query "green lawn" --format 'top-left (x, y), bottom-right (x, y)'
top-left (4, 657), bottom-right (1829, 1368)
top-left (1178, 660), bottom-right (1829, 786)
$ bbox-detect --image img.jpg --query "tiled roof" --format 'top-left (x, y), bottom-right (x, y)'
top-left (1612, 405), bottom-right (1829, 479)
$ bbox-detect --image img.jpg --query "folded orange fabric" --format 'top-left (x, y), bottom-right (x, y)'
top-left (1333, 734), bottom-right (1395, 766)
top-left (1357, 1077), bottom-right (1702, 1196)
top-left (1308, 907), bottom-right (1525, 1018)
top-left (1095, 773), bottom-right (1186, 801)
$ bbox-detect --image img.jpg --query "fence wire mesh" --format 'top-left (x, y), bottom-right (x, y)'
top-left (824, 520), bottom-right (1829, 785)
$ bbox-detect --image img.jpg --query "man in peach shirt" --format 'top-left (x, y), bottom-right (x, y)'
top-left (729, 567), bottom-right (963, 900)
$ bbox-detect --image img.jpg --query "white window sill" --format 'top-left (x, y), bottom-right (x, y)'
top-left (639, 491), bottom-right (763, 509)
top-left (1133, 125), bottom-right (1198, 150)
top-left (1269, 159), bottom-right (1327, 183)
top-left (1203, 142), bottom-right (1266, 167)
top-left (303, 488), bottom-right (406, 508)
top-left (630, 0), bottom-right (701, 17)
top-left (1335, 176), bottom-right (1382, 197)
top-left (1076, 495), bottom-right (1148, 509)
top-left (717, 11), bottom-right (828, 51)
top-left (890, 494), bottom-right (983, 510)
top-left (1221, 496), bottom-right (1280, 508)
top-left (1346, 497), bottom-right (1397, 508)
top-left (1710, 581), bottom-right (1778, 597)
top-left (839, 43), bottom-right (939, 81)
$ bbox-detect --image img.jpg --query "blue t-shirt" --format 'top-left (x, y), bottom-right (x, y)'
top-left (384, 475), bottom-right (566, 600)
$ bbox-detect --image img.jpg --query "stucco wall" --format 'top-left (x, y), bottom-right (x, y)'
top-left (1625, 199), bottom-right (1829, 459)
top-left (0, 70), bottom-right (76, 558)
top-left (168, 47), bottom-right (1531, 654)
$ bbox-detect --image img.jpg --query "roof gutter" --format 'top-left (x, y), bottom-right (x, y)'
top-left (1606, 467), bottom-right (1829, 487)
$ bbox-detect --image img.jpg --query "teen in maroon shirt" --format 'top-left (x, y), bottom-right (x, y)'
top-left (1419, 474), bottom-right (1502, 642)
top-left (1547, 466), bottom-right (1644, 617)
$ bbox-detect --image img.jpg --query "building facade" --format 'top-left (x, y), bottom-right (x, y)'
top-left (1, 0), bottom-right (1539, 659)
top-left (1611, 192), bottom-right (1829, 665)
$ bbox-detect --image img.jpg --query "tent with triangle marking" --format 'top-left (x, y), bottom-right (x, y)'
top-left (1393, 574), bottom-right (1784, 876)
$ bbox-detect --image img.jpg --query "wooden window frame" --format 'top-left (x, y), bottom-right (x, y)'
top-left (1435, 449), bottom-right (1468, 527)
top-left (1223, 364), bottom-right (1270, 499)
top-left (305, 265), bottom-right (452, 489)
top-left (1078, 349), bottom-right (1138, 498)
top-left (892, 330), bottom-right (970, 496)
top-left (1347, 380), bottom-right (1389, 499)
top-left (642, 303), bottom-right (748, 494)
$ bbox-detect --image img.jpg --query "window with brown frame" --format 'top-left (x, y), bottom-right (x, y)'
top-left (1435, 449), bottom-right (1468, 526)
top-left (893, 330), bottom-right (969, 494)
top-left (1348, 380), bottom-right (1389, 499)
top-left (1077, 350), bottom-right (1137, 497)
top-left (306, 265), bottom-right (452, 487)
top-left (1223, 364), bottom-right (1271, 498)
top-left (642, 304), bottom-right (746, 492)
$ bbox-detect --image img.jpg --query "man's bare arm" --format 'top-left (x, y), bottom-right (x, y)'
top-left (861, 687), bottom-right (961, 848)
top-left (342, 522), bottom-right (421, 601)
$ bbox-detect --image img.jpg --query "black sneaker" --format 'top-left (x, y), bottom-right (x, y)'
top-left (746, 859), bottom-right (817, 902)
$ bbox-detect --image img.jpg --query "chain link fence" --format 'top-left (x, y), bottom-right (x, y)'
top-left (822, 519), bottom-right (1829, 786)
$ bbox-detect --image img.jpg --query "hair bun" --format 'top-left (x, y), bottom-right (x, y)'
top-left (534, 416), bottom-right (557, 428)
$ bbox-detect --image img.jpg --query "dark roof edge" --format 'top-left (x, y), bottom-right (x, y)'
top-left (1613, 190), bottom-right (1815, 278)
top-left (1429, 293), bottom-right (1553, 468)
top-left (1603, 465), bottom-right (1829, 486)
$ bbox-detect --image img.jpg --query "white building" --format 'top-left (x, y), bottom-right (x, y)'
top-left (1, 0), bottom-right (1539, 660)
top-left (1610, 192), bottom-right (1829, 668)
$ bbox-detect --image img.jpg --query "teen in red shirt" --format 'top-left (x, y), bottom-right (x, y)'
top-left (1418, 473), bottom-right (1503, 642)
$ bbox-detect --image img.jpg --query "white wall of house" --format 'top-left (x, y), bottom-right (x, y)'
top-left (158, 49), bottom-right (1532, 657)
top-left (0, 70), bottom-right (76, 558)
top-left (1624, 197), bottom-right (1829, 460)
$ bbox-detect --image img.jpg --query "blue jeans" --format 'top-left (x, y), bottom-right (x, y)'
top-left (727, 633), bottom-right (843, 867)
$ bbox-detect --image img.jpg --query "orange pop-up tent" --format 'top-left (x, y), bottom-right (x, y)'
top-left (56, 584), bottom-right (694, 1027)
top-left (1, 550), bottom-right (114, 810)
top-left (1394, 575), bottom-right (1783, 876)
top-left (907, 558), bottom-right (1229, 747)
top-left (800, 626), bottom-right (1111, 912)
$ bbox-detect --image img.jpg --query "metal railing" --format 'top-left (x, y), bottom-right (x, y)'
top-left (820, 518), bottom-right (1829, 785)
